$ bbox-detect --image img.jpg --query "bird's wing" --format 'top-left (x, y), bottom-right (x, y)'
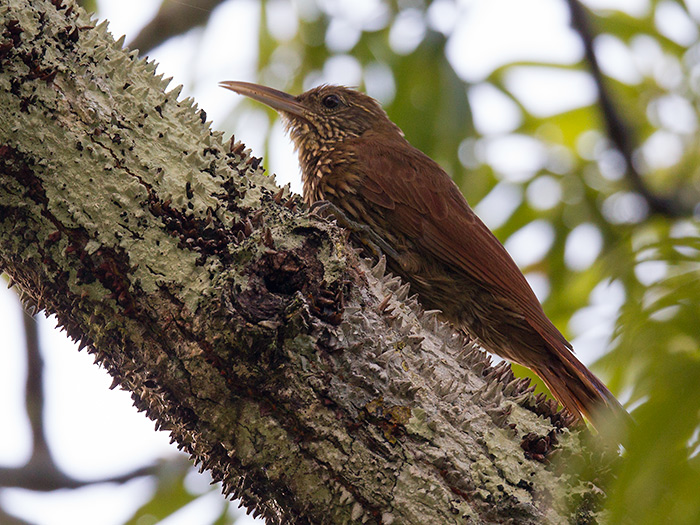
top-left (353, 131), bottom-right (571, 352)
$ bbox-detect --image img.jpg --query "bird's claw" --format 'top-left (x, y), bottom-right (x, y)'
top-left (308, 200), bottom-right (401, 261)
top-left (308, 200), bottom-right (333, 216)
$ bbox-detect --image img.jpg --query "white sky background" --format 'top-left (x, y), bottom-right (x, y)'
top-left (0, 0), bottom-right (680, 523)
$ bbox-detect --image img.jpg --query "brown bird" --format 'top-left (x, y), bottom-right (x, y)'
top-left (220, 80), bottom-right (627, 431)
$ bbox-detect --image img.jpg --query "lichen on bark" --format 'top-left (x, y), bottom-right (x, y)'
top-left (0, 0), bottom-right (616, 523)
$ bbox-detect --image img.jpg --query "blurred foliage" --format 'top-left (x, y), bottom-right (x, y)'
top-left (77, 0), bottom-right (97, 12)
top-left (122, 458), bottom-right (231, 525)
top-left (7, 0), bottom-right (700, 523)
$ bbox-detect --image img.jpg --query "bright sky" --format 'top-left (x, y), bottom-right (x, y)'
top-left (0, 0), bottom-right (668, 523)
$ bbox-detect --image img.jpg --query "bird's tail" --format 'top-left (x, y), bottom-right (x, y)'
top-left (531, 349), bottom-right (630, 436)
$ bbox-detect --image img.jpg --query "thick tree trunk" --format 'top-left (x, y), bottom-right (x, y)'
top-left (0, 0), bottom-right (612, 523)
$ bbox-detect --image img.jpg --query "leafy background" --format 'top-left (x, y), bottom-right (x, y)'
top-left (1, 0), bottom-right (699, 523)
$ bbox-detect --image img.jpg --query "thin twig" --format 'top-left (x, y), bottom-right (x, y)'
top-left (128, 0), bottom-right (228, 54)
top-left (0, 462), bottom-right (167, 491)
top-left (566, 0), bottom-right (690, 218)
top-left (22, 311), bottom-right (55, 470)
top-left (0, 301), bottom-right (190, 494)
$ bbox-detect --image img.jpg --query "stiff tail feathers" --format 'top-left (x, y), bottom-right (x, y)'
top-left (533, 349), bottom-right (631, 437)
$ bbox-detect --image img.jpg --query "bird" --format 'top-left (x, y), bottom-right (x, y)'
top-left (219, 80), bottom-right (628, 432)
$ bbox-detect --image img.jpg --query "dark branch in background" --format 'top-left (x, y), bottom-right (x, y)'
top-left (22, 310), bottom-right (53, 471)
top-left (129, 0), bottom-right (229, 54)
top-left (0, 295), bottom-right (181, 493)
top-left (566, 0), bottom-right (691, 218)
top-left (0, 460), bottom-right (167, 492)
top-left (0, 507), bottom-right (32, 525)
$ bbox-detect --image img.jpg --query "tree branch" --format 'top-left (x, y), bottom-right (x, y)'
top-left (129, 0), bottom-right (229, 54)
top-left (21, 310), bottom-right (59, 472)
top-left (0, 299), bottom-right (187, 493)
top-left (0, 461), bottom-right (165, 491)
top-left (0, 0), bottom-right (613, 522)
top-left (0, 507), bottom-right (33, 525)
top-left (566, 0), bottom-right (691, 218)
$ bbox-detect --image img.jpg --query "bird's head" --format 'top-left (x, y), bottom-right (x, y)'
top-left (219, 81), bottom-right (403, 156)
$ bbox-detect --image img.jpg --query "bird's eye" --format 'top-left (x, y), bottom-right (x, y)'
top-left (322, 94), bottom-right (341, 109)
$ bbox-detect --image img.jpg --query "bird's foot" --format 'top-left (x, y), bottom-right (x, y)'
top-left (309, 200), bottom-right (401, 261)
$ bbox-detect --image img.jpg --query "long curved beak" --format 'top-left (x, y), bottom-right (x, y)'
top-left (219, 81), bottom-right (306, 118)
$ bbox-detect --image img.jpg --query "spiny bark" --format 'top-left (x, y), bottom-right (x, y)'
top-left (0, 0), bottom-right (614, 523)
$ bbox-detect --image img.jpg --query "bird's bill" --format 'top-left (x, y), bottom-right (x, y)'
top-left (219, 81), bottom-right (306, 118)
